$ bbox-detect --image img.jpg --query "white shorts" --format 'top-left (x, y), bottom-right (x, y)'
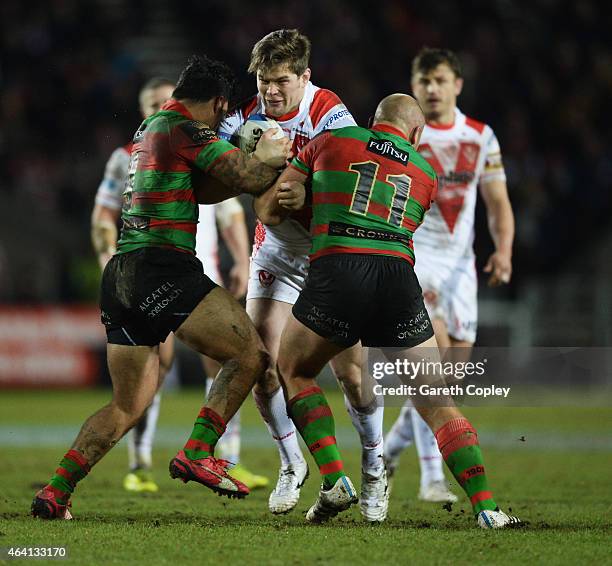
top-left (246, 245), bottom-right (308, 305)
top-left (414, 252), bottom-right (477, 343)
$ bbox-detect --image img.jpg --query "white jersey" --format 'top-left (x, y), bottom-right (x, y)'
top-left (95, 143), bottom-right (223, 280)
top-left (194, 198), bottom-right (244, 285)
top-left (413, 108), bottom-right (506, 259)
top-left (94, 145), bottom-right (131, 210)
top-left (218, 81), bottom-right (356, 256)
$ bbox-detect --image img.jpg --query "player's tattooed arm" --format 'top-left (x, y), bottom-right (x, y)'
top-left (254, 166), bottom-right (308, 226)
top-left (209, 130), bottom-right (291, 196)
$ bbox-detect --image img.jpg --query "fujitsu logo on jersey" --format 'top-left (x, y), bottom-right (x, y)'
top-left (366, 139), bottom-right (409, 165)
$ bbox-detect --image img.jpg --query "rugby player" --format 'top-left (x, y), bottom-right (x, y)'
top-left (269, 93), bottom-right (522, 528)
top-left (32, 54), bottom-right (290, 519)
top-left (384, 48), bottom-right (515, 500)
top-left (219, 28), bottom-right (390, 521)
top-left (91, 79), bottom-right (266, 492)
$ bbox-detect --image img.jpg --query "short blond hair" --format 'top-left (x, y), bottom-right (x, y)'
top-left (248, 29), bottom-right (311, 76)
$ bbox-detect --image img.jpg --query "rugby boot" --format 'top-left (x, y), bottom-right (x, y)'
top-left (359, 468), bottom-right (389, 522)
top-left (169, 450), bottom-right (249, 498)
top-left (269, 460), bottom-right (309, 514)
top-left (305, 476), bottom-right (358, 523)
top-left (123, 468), bottom-right (159, 493)
top-left (31, 487), bottom-right (73, 520)
top-left (418, 479), bottom-right (458, 503)
top-left (477, 508), bottom-right (524, 529)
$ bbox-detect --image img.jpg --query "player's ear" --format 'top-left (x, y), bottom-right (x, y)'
top-left (410, 125), bottom-right (424, 148)
top-left (213, 96), bottom-right (228, 114)
top-left (455, 77), bottom-right (464, 96)
top-left (301, 68), bottom-right (311, 84)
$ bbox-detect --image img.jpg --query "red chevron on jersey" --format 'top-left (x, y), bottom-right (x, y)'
top-left (419, 142), bottom-right (480, 233)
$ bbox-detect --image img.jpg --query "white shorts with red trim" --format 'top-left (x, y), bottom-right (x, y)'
top-left (246, 245), bottom-right (308, 305)
top-left (414, 250), bottom-right (478, 343)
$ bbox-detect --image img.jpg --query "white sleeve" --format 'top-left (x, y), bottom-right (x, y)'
top-left (94, 147), bottom-right (130, 210)
top-left (480, 127), bottom-right (506, 184)
top-left (215, 197), bottom-right (244, 230)
top-left (313, 104), bottom-right (357, 136)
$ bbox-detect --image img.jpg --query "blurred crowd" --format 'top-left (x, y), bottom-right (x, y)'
top-left (1, 0), bottom-right (610, 302)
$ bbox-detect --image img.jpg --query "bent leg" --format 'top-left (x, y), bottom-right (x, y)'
top-left (176, 287), bottom-right (268, 423)
top-left (40, 345), bottom-right (159, 508)
top-left (386, 336), bottom-right (499, 514)
top-left (277, 314), bottom-right (350, 488)
top-left (330, 345), bottom-right (384, 477)
top-left (248, 298), bottom-right (305, 468)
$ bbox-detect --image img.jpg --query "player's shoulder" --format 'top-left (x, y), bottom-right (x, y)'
top-left (176, 119), bottom-right (219, 143)
top-left (219, 95), bottom-right (260, 139)
top-left (227, 95), bottom-right (260, 121)
top-left (459, 109), bottom-right (495, 139)
top-left (309, 87), bottom-right (351, 126)
top-left (106, 144), bottom-right (132, 168)
top-left (410, 147), bottom-right (437, 180)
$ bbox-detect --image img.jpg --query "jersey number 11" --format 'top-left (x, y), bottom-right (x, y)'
top-left (348, 161), bottom-right (412, 227)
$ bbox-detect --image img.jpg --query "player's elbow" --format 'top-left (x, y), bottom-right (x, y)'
top-left (256, 209), bottom-right (282, 226)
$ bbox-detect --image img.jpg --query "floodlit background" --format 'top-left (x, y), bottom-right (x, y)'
top-left (0, 0), bottom-right (610, 382)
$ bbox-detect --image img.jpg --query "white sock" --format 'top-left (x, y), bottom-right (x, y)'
top-left (206, 376), bottom-right (241, 464)
top-left (384, 403), bottom-right (414, 459)
top-left (128, 392), bottom-right (161, 470)
top-left (253, 387), bottom-right (305, 468)
top-left (410, 408), bottom-right (445, 488)
top-left (344, 395), bottom-right (384, 476)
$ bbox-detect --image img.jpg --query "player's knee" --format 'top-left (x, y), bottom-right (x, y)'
top-left (254, 360), bottom-right (281, 396)
top-left (333, 363), bottom-right (361, 387)
top-left (111, 397), bottom-right (150, 428)
top-left (233, 343), bottom-right (269, 381)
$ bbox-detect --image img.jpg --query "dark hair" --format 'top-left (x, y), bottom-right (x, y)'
top-left (172, 54), bottom-right (236, 102)
top-left (411, 47), bottom-right (463, 78)
top-left (248, 29), bottom-right (311, 76)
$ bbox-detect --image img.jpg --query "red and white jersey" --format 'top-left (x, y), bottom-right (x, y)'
top-left (219, 81), bottom-right (356, 255)
top-left (413, 107), bottom-right (506, 259)
top-left (94, 144), bottom-right (132, 210)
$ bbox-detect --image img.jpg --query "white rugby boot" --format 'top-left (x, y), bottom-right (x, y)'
top-left (477, 508), bottom-right (524, 529)
top-left (305, 476), bottom-right (358, 523)
top-left (268, 461), bottom-right (309, 514)
top-left (418, 480), bottom-right (458, 503)
top-left (359, 468), bottom-right (389, 522)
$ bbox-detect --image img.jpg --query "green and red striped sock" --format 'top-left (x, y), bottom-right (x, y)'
top-left (183, 407), bottom-right (226, 460)
top-left (47, 449), bottom-right (90, 503)
top-left (435, 417), bottom-right (497, 514)
top-left (288, 386), bottom-right (345, 489)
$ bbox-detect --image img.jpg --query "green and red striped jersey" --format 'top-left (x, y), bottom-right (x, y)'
top-left (290, 124), bottom-right (438, 265)
top-left (117, 99), bottom-right (239, 255)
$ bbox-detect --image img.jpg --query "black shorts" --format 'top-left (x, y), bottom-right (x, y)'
top-left (100, 247), bottom-right (218, 346)
top-left (293, 254), bottom-right (434, 348)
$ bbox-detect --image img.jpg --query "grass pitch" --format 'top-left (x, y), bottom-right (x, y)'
top-left (1, 389), bottom-right (610, 565)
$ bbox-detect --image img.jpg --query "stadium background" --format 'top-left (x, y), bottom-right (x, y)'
top-left (0, 2), bottom-right (610, 563)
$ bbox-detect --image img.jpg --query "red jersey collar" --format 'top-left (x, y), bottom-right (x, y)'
top-left (265, 106), bottom-right (299, 122)
top-left (371, 123), bottom-right (408, 140)
top-left (426, 118), bottom-right (455, 130)
top-left (161, 98), bottom-right (194, 119)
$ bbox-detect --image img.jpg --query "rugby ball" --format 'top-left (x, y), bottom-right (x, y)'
top-left (234, 114), bottom-right (285, 153)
